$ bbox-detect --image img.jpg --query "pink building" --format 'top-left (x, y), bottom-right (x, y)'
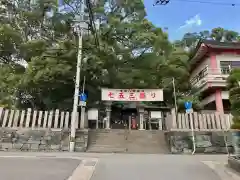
top-left (189, 40), bottom-right (240, 113)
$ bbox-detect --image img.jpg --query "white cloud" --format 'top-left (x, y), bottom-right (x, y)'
top-left (179, 14), bottom-right (202, 30)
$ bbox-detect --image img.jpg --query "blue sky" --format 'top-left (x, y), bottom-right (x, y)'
top-left (144, 0), bottom-right (240, 41)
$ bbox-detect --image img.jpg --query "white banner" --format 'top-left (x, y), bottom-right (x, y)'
top-left (101, 89), bottom-right (163, 101)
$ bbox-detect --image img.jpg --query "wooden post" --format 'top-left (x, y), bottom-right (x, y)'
top-left (171, 108), bottom-right (177, 130)
top-left (13, 110), bottom-right (20, 127)
top-left (37, 111), bottom-right (43, 128)
top-left (60, 111), bottom-right (65, 129)
top-left (54, 109), bottom-right (60, 128)
top-left (43, 111), bottom-right (48, 128)
top-left (7, 110), bottom-right (15, 127)
top-left (64, 112), bottom-right (70, 129)
top-left (2, 109), bottom-right (9, 127)
top-left (19, 110), bottom-right (25, 128)
top-left (202, 114), bottom-right (207, 130)
top-left (25, 108), bottom-right (32, 128)
top-left (0, 107), bottom-right (3, 123)
top-left (193, 112), bottom-right (198, 130)
top-left (31, 110), bottom-right (37, 128)
top-left (47, 110), bottom-right (53, 128)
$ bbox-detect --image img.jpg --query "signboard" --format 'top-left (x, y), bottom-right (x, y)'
top-left (79, 93), bottom-right (87, 102)
top-left (87, 108), bottom-right (98, 120)
top-left (184, 101), bottom-right (193, 114)
top-left (101, 89), bottom-right (163, 101)
top-left (150, 111), bottom-right (162, 119)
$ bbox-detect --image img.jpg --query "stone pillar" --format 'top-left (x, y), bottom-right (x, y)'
top-left (158, 112), bottom-right (163, 130)
top-left (138, 108), bottom-right (145, 130)
top-left (105, 103), bottom-right (111, 129)
top-left (80, 107), bottom-right (85, 129)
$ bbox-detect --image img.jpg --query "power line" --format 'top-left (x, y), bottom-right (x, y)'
top-left (154, 0), bottom-right (240, 6)
top-left (175, 0), bottom-right (238, 6)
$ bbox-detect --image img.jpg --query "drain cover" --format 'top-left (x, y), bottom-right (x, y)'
top-left (84, 160), bottom-right (96, 166)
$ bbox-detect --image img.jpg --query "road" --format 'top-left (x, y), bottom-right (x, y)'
top-left (0, 152), bottom-right (238, 180)
top-left (91, 154), bottom-right (239, 180)
top-left (0, 157), bottom-right (80, 180)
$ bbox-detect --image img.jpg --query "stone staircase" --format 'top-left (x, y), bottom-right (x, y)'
top-left (87, 129), bottom-right (127, 153)
top-left (126, 130), bottom-right (169, 154)
top-left (87, 129), bottom-right (169, 154)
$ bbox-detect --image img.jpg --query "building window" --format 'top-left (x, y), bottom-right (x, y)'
top-left (220, 61), bottom-right (231, 74)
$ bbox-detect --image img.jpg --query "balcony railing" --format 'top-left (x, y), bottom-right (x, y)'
top-left (190, 67), bottom-right (230, 87)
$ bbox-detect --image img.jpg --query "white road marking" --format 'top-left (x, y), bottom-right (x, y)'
top-left (69, 159), bottom-right (98, 180)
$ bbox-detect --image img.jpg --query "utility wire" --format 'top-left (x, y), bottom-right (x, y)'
top-left (154, 0), bottom-right (240, 6)
top-left (174, 0), bottom-right (239, 6)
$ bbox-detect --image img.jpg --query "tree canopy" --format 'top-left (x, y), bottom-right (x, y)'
top-left (175, 27), bottom-right (240, 51)
top-left (0, 0), bottom-right (199, 111)
top-left (227, 69), bottom-right (240, 129)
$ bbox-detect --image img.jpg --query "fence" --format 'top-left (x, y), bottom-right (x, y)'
top-left (0, 107), bottom-right (84, 129)
top-left (166, 110), bottom-right (233, 131)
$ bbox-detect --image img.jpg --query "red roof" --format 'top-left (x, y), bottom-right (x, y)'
top-left (189, 40), bottom-right (240, 71)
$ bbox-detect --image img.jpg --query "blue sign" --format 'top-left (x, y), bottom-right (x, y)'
top-left (184, 101), bottom-right (192, 110)
top-left (79, 93), bottom-right (87, 102)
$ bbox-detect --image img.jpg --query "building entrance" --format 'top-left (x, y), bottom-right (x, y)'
top-left (111, 105), bottom-right (138, 129)
top-left (101, 88), bottom-right (164, 130)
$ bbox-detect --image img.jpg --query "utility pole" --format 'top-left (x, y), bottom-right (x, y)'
top-left (80, 76), bottom-right (86, 129)
top-left (69, 0), bottom-right (85, 153)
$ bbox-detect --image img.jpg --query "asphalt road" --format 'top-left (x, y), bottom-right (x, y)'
top-left (0, 157), bottom-right (80, 180)
top-left (91, 154), bottom-right (237, 180)
top-left (0, 153), bottom-right (238, 180)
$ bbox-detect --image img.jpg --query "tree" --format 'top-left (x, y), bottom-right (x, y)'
top-left (177, 27), bottom-right (240, 51)
top-left (0, 0), bottom-right (196, 111)
top-left (227, 68), bottom-right (240, 129)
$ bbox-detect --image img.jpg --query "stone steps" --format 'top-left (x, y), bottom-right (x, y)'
top-left (126, 131), bottom-right (169, 154)
top-left (87, 129), bottom-right (169, 154)
top-left (87, 145), bottom-right (126, 153)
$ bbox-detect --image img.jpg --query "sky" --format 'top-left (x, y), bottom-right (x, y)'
top-left (144, 0), bottom-right (240, 41)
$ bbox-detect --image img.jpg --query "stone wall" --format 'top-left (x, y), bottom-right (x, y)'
top-left (0, 128), bottom-right (88, 152)
top-left (166, 132), bottom-right (233, 154)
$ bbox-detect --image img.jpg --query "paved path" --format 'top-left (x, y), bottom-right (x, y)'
top-left (91, 154), bottom-right (239, 180)
top-left (0, 157), bottom-right (80, 180)
top-left (0, 152), bottom-right (98, 180)
top-left (0, 152), bottom-right (238, 180)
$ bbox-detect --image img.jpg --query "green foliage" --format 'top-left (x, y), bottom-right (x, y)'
top-left (176, 27), bottom-right (240, 50)
top-left (0, 0), bottom-right (198, 111)
top-left (227, 68), bottom-right (240, 129)
top-left (231, 117), bottom-right (240, 129)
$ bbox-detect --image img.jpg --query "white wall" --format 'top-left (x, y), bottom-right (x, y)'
top-left (190, 57), bottom-right (210, 79)
top-left (221, 91), bottom-right (229, 100)
top-left (216, 54), bottom-right (240, 67)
